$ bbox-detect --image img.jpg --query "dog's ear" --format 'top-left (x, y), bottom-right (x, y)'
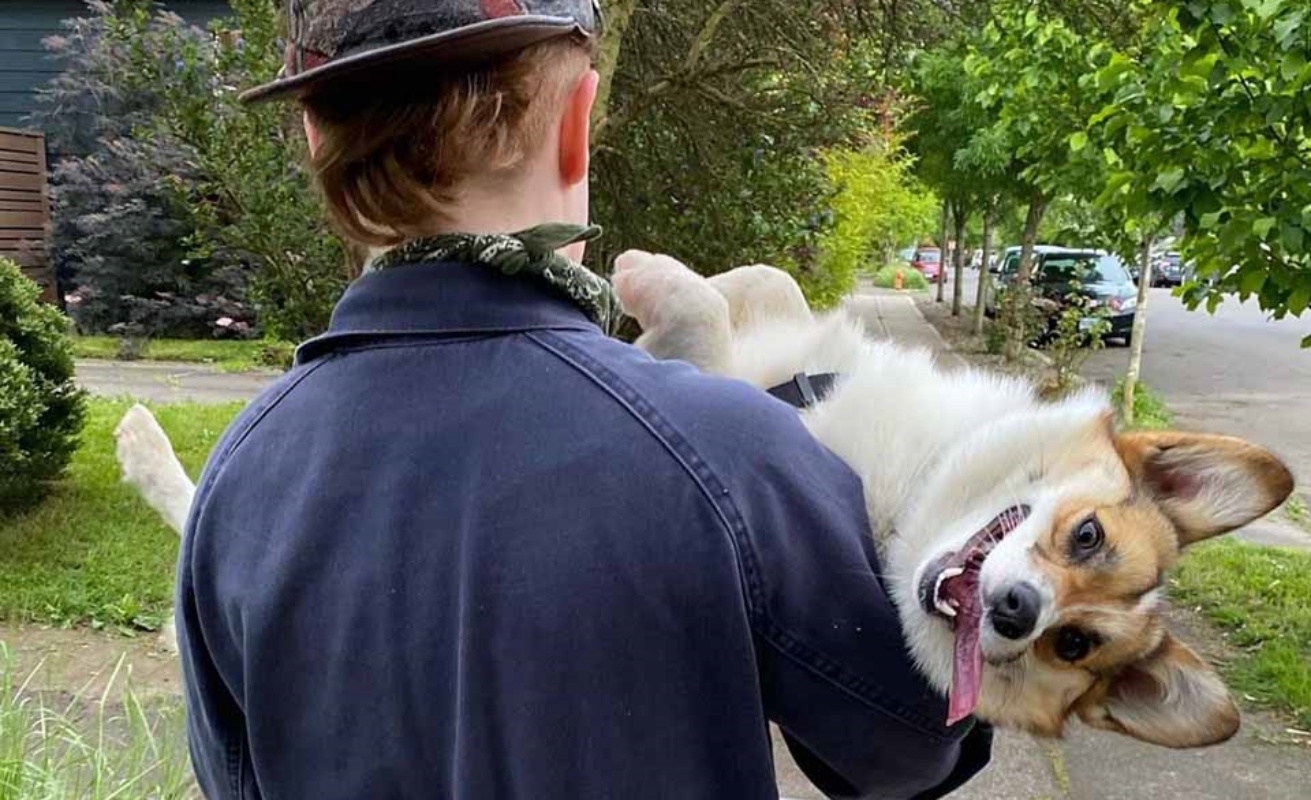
top-left (1116, 431), bottom-right (1293, 545)
top-left (1075, 633), bottom-right (1238, 748)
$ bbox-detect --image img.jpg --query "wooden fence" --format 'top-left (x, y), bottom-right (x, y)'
top-left (0, 126), bottom-right (53, 303)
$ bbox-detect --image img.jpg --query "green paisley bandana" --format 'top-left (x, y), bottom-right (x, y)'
top-left (368, 223), bottom-right (624, 335)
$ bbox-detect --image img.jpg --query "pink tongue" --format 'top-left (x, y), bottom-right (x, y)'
top-left (948, 603), bottom-right (983, 725)
top-left (944, 571), bottom-right (983, 726)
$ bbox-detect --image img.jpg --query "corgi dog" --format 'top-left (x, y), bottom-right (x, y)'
top-left (609, 251), bottom-right (1293, 748)
top-left (116, 250), bottom-right (1293, 749)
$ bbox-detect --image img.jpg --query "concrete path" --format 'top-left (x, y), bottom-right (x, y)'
top-left (75, 359), bottom-right (278, 403)
top-left (846, 289), bottom-right (967, 369)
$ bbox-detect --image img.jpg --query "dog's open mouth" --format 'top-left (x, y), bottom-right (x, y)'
top-left (917, 505), bottom-right (1030, 725)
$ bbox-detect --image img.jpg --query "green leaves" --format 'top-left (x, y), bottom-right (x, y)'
top-left (1077, 0), bottom-right (1311, 332)
top-left (1288, 286), bottom-right (1311, 317)
top-left (1069, 131), bottom-right (1090, 151)
top-left (1154, 168), bottom-right (1187, 194)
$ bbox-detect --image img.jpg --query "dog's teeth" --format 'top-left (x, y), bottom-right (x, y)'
top-left (935, 598), bottom-right (958, 618)
top-left (933, 568), bottom-right (965, 597)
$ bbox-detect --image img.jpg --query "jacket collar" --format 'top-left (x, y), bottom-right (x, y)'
top-left (296, 261), bottom-right (597, 364)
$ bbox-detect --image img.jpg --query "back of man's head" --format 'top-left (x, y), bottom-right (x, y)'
top-left (304, 40), bottom-right (594, 246)
top-left (242, 1), bottom-right (601, 247)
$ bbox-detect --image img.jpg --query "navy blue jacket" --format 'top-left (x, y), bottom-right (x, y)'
top-left (178, 261), bottom-right (991, 799)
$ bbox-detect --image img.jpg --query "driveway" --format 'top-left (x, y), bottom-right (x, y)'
top-left (75, 359), bottom-right (278, 404)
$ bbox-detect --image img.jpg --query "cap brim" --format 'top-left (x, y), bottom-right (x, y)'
top-left (240, 16), bottom-right (586, 105)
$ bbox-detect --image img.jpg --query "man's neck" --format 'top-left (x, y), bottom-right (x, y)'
top-left (438, 171), bottom-right (570, 238)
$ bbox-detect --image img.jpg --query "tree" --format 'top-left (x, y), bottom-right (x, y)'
top-left (1121, 237), bottom-right (1154, 425)
top-left (31, 2), bottom-right (257, 339)
top-left (1091, 0), bottom-right (1311, 348)
top-left (34, 0), bottom-right (345, 342)
top-left (905, 44), bottom-right (991, 312)
top-left (816, 136), bottom-right (938, 307)
top-left (155, 0), bottom-right (348, 340)
top-left (963, 3), bottom-right (1110, 357)
top-left (588, 1), bottom-right (981, 302)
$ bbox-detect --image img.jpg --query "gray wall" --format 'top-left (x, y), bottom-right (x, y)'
top-left (0, 1), bottom-right (232, 130)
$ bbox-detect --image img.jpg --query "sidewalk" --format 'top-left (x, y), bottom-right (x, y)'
top-left (845, 287), bottom-right (967, 368)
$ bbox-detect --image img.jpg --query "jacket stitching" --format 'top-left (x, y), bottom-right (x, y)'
top-left (529, 331), bottom-right (954, 741)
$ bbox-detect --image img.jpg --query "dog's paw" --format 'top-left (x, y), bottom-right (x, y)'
top-left (115, 404), bottom-right (196, 536)
top-left (159, 614), bottom-right (179, 654)
top-left (115, 405), bottom-right (183, 492)
top-left (612, 250), bottom-right (726, 333)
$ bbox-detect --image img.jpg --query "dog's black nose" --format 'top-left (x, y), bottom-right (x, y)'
top-left (989, 583), bottom-right (1041, 640)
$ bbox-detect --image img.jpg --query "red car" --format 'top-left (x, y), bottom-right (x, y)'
top-left (911, 247), bottom-right (946, 283)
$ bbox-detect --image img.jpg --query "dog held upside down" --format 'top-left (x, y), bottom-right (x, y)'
top-left (116, 250), bottom-right (1293, 750)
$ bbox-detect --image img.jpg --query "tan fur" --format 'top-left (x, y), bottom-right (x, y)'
top-left (966, 422), bottom-right (1291, 745)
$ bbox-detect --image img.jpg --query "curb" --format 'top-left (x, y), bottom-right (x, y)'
top-left (903, 297), bottom-right (956, 353)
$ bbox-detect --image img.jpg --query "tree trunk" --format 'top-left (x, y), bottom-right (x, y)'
top-left (1016, 189), bottom-right (1047, 286)
top-left (974, 205), bottom-right (993, 336)
top-left (952, 203), bottom-right (967, 316)
top-left (937, 200), bottom-right (950, 303)
top-left (1004, 189), bottom-right (1049, 361)
top-left (590, 0), bottom-right (641, 145)
top-left (1122, 236), bottom-right (1154, 426)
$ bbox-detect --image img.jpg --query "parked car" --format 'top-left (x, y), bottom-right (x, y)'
top-left (986, 246), bottom-right (1138, 344)
top-left (1152, 251), bottom-right (1186, 287)
top-left (911, 246), bottom-right (946, 284)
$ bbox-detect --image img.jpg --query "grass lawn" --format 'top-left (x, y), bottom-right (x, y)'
top-left (71, 335), bottom-right (292, 373)
top-left (1172, 541), bottom-right (1311, 728)
top-left (0, 399), bottom-right (243, 632)
top-left (1111, 378), bottom-right (1174, 431)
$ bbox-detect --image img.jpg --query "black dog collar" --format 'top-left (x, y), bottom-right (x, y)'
top-left (766, 372), bottom-right (839, 409)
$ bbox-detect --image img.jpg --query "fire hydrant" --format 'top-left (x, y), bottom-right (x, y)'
top-left (894, 269), bottom-right (905, 291)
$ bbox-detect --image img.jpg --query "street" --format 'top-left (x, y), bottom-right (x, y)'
top-left (953, 268), bottom-right (1311, 501)
top-left (74, 359), bottom-right (279, 404)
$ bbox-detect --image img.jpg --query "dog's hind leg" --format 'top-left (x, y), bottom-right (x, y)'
top-left (115, 404), bottom-right (196, 537)
top-left (115, 405), bottom-right (196, 654)
top-left (613, 250), bottom-right (734, 374)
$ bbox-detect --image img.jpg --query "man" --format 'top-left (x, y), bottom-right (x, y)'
top-left (177, 2), bottom-right (992, 797)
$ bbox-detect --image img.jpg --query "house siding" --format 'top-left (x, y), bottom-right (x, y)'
top-left (0, 0), bottom-right (232, 130)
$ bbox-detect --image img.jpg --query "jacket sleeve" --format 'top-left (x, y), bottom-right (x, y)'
top-left (730, 413), bottom-right (992, 798)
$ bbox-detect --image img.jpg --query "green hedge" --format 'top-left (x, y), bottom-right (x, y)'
top-left (0, 259), bottom-right (86, 513)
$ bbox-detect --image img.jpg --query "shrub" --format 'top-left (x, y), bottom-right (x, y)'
top-left (0, 260), bottom-right (86, 513)
top-left (34, 0), bottom-right (346, 343)
top-left (1041, 290), bottom-right (1110, 398)
top-left (813, 140), bottom-right (937, 308)
top-left (871, 263), bottom-right (930, 290)
top-left (34, 2), bottom-right (259, 340)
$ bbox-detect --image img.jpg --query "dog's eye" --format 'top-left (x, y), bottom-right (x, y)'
top-left (1054, 627), bottom-right (1094, 662)
top-left (1072, 516), bottom-right (1104, 553)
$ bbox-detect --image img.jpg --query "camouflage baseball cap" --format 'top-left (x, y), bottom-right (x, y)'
top-left (240, 0), bottom-right (602, 104)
